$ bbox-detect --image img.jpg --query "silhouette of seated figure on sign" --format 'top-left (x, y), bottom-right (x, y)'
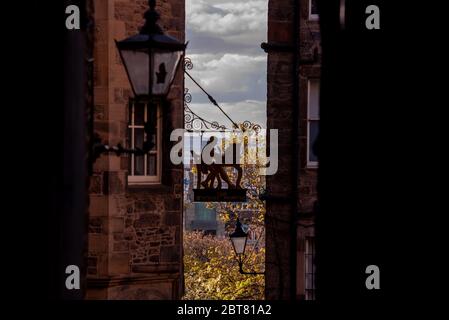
top-left (191, 137), bottom-right (243, 190)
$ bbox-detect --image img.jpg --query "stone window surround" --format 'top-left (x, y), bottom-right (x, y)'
top-left (309, 0), bottom-right (319, 21)
top-left (124, 97), bottom-right (179, 195)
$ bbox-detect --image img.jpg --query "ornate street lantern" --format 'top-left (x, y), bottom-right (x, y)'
top-left (229, 219), bottom-right (265, 275)
top-left (116, 0), bottom-right (187, 98)
top-left (230, 219), bottom-right (248, 258)
top-left (91, 0), bottom-right (186, 162)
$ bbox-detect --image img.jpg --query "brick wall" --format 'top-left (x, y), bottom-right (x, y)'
top-left (87, 0), bottom-right (185, 300)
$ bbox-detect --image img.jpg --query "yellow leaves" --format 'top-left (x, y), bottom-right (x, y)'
top-left (183, 231), bottom-right (264, 300)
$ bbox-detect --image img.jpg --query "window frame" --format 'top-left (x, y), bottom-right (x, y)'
top-left (308, 0), bottom-right (319, 21)
top-left (127, 100), bottom-right (163, 185)
top-left (307, 79), bottom-right (319, 168)
top-left (304, 236), bottom-right (316, 300)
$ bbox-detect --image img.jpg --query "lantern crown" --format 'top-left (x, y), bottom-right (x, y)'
top-left (140, 0), bottom-right (162, 35)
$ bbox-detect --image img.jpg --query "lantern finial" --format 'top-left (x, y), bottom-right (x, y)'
top-left (236, 218), bottom-right (242, 229)
top-left (140, 0), bottom-right (162, 35)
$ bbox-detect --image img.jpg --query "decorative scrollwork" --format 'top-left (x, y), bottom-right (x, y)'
top-left (184, 104), bottom-right (227, 131)
top-left (184, 57), bottom-right (193, 71)
top-left (184, 88), bottom-right (192, 103)
top-left (241, 121), bottom-right (252, 131)
top-left (184, 57), bottom-right (227, 131)
top-left (183, 56), bottom-right (261, 134)
top-left (240, 121), bottom-right (262, 133)
top-left (252, 124), bottom-right (262, 133)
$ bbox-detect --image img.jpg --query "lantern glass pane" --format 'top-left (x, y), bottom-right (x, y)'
top-left (151, 50), bottom-right (182, 95)
top-left (231, 237), bottom-right (246, 255)
top-left (121, 49), bottom-right (149, 96)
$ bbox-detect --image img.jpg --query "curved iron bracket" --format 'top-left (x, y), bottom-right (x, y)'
top-left (183, 57), bottom-right (263, 133)
top-left (184, 88), bottom-right (227, 131)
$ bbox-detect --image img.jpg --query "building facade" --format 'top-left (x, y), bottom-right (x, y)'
top-left (263, 0), bottom-right (319, 300)
top-left (296, 0), bottom-right (319, 301)
top-left (86, 0), bottom-right (185, 300)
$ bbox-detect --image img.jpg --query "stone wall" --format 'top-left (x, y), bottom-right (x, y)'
top-left (265, 0), bottom-right (319, 300)
top-left (298, 0), bottom-right (320, 214)
top-left (87, 0), bottom-right (185, 300)
top-left (265, 0), bottom-right (297, 300)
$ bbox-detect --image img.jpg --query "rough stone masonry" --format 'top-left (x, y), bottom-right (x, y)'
top-left (86, 0), bottom-right (185, 300)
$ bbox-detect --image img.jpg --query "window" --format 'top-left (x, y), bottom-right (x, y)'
top-left (309, 0), bottom-right (319, 20)
top-left (307, 79), bottom-right (320, 167)
top-left (305, 237), bottom-right (316, 300)
top-left (191, 203), bottom-right (218, 233)
top-left (127, 101), bottom-right (162, 184)
top-left (194, 203), bottom-right (216, 221)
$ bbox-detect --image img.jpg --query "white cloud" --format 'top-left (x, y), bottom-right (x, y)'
top-left (187, 0), bottom-right (267, 42)
top-left (186, 53), bottom-right (266, 98)
top-left (185, 0), bottom-right (268, 127)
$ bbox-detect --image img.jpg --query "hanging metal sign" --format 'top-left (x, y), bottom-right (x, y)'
top-left (183, 57), bottom-right (263, 203)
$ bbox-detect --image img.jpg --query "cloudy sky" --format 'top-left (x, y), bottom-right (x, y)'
top-left (185, 0), bottom-right (268, 128)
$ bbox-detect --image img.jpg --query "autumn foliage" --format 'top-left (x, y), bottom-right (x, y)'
top-left (183, 128), bottom-right (266, 300)
top-left (183, 231), bottom-right (264, 300)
